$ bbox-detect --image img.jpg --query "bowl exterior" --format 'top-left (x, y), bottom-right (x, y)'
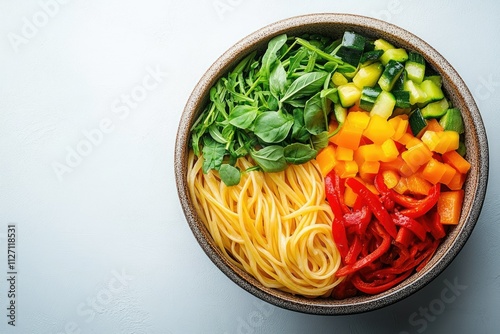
top-left (175, 13), bottom-right (488, 315)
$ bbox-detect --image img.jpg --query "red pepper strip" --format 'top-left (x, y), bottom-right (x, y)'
top-left (344, 234), bottom-right (363, 265)
top-left (392, 212), bottom-right (427, 242)
top-left (333, 171), bottom-right (351, 214)
top-left (425, 210), bottom-right (446, 240)
top-left (416, 239), bottom-right (440, 272)
top-left (332, 276), bottom-right (358, 299)
top-left (399, 184), bottom-right (440, 218)
top-left (345, 178), bottom-right (398, 239)
top-left (395, 226), bottom-right (414, 246)
top-left (335, 222), bottom-right (391, 277)
top-left (351, 269), bottom-right (413, 295)
top-left (325, 171), bottom-right (349, 259)
top-left (343, 206), bottom-right (372, 235)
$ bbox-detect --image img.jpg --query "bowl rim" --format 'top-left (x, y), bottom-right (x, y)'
top-left (175, 13), bottom-right (489, 315)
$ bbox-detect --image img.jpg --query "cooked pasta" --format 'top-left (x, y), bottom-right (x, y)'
top-left (187, 151), bottom-right (344, 297)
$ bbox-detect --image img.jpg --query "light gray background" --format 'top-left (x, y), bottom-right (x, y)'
top-left (1, 1), bottom-right (499, 333)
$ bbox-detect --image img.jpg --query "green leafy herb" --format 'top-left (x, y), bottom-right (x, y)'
top-left (189, 33), bottom-right (354, 185)
top-left (250, 146), bottom-right (287, 172)
top-left (284, 143), bottom-right (317, 164)
top-left (219, 164), bottom-right (241, 186)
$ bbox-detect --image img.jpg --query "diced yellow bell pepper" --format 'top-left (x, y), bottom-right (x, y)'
top-left (344, 184), bottom-right (358, 208)
top-left (334, 160), bottom-right (358, 179)
top-left (347, 111), bottom-right (371, 130)
top-left (382, 169), bottom-right (400, 189)
top-left (355, 144), bottom-right (384, 162)
top-left (360, 160), bottom-right (381, 175)
top-left (336, 146), bottom-right (354, 161)
top-left (389, 116), bottom-right (409, 141)
top-left (363, 115), bottom-right (395, 144)
top-left (380, 138), bottom-right (399, 162)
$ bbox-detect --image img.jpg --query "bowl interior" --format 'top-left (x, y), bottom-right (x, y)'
top-left (175, 13), bottom-right (488, 315)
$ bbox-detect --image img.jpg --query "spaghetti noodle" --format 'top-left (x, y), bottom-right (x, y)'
top-left (187, 151), bottom-right (344, 297)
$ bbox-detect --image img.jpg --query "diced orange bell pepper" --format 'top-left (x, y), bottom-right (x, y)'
top-left (421, 158), bottom-right (446, 184)
top-left (401, 142), bottom-right (433, 172)
top-left (344, 184), bottom-right (358, 207)
top-left (360, 160), bottom-right (381, 175)
top-left (446, 171), bottom-right (466, 190)
top-left (425, 118), bottom-right (444, 132)
top-left (442, 150), bottom-right (471, 174)
top-left (388, 116), bottom-right (409, 141)
top-left (330, 122), bottom-right (364, 150)
top-left (393, 177), bottom-right (409, 194)
top-left (316, 144), bottom-right (337, 176)
top-left (347, 111), bottom-right (371, 129)
top-left (439, 163), bottom-right (457, 185)
top-left (438, 190), bottom-right (464, 225)
top-left (406, 174), bottom-right (432, 196)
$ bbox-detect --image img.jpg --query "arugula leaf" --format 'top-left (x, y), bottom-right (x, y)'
top-left (219, 164), bottom-right (241, 186)
top-left (280, 71), bottom-right (328, 103)
top-left (284, 143), bottom-right (317, 164)
top-left (201, 137), bottom-right (226, 173)
top-left (250, 146), bottom-right (287, 172)
top-left (254, 111), bottom-right (294, 143)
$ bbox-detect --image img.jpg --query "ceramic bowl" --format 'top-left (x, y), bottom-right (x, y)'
top-left (175, 13), bottom-right (488, 315)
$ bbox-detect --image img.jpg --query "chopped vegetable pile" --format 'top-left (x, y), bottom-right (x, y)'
top-left (189, 30), bottom-right (470, 297)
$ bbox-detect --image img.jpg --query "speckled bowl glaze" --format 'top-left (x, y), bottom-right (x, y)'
top-left (175, 14), bottom-right (488, 315)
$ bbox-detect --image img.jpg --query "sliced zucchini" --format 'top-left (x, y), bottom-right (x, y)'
top-left (380, 48), bottom-right (409, 66)
top-left (424, 75), bottom-right (442, 88)
top-left (337, 83), bottom-right (361, 107)
top-left (409, 108), bottom-right (428, 137)
top-left (333, 103), bottom-right (347, 124)
top-left (419, 79), bottom-right (445, 105)
top-left (439, 108), bottom-right (464, 134)
top-left (370, 90), bottom-right (396, 119)
top-left (405, 52), bottom-right (426, 83)
top-left (392, 90), bottom-right (411, 109)
top-left (352, 62), bottom-right (384, 88)
top-left (360, 86), bottom-right (382, 111)
top-left (378, 60), bottom-right (405, 92)
top-left (404, 79), bottom-right (427, 105)
top-left (336, 31), bottom-right (366, 67)
top-left (421, 98), bottom-right (449, 119)
top-left (360, 49), bottom-right (384, 64)
top-left (373, 38), bottom-right (395, 51)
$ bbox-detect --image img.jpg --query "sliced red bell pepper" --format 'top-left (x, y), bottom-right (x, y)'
top-left (399, 184), bottom-right (440, 218)
top-left (392, 212), bottom-right (427, 242)
top-left (345, 178), bottom-right (398, 239)
top-left (335, 222), bottom-right (391, 277)
top-left (351, 269), bottom-right (413, 295)
top-left (325, 171), bottom-right (349, 259)
top-left (343, 205), bottom-right (372, 235)
top-left (344, 234), bottom-right (363, 265)
top-left (395, 226), bottom-right (414, 247)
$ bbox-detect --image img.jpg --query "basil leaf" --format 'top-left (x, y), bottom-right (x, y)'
top-left (254, 111), bottom-right (293, 143)
top-left (219, 164), bottom-right (241, 186)
top-left (269, 61), bottom-right (287, 98)
top-left (261, 34), bottom-right (287, 78)
top-left (202, 137), bottom-right (226, 173)
top-left (304, 92), bottom-right (327, 135)
top-left (312, 131), bottom-right (329, 150)
top-left (280, 71), bottom-right (328, 103)
top-left (228, 105), bottom-right (259, 129)
top-left (284, 143), bottom-right (317, 164)
top-left (291, 108), bottom-right (310, 142)
top-left (250, 146), bottom-right (287, 173)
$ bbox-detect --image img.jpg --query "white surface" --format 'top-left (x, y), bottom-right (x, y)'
top-left (1, 1), bottom-right (499, 333)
